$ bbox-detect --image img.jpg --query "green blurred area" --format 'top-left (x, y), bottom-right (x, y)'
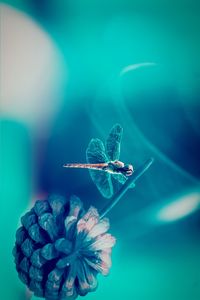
top-left (1, 1), bottom-right (200, 300)
top-left (0, 120), bottom-right (31, 300)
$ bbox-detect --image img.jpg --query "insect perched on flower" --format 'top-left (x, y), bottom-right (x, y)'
top-left (13, 195), bottom-right (116, 299)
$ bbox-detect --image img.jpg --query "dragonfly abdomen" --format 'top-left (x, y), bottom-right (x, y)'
top-left (63, 163), bottom-right (108, 170)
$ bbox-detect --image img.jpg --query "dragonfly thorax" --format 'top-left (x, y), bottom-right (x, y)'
top-left (111, 160), bottom-right (125, 168)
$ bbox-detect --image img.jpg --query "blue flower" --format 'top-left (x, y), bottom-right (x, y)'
top-left (13, 194), bottom-right (116, 299)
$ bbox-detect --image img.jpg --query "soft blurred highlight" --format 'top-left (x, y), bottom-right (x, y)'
top-left (157, 191), bottom-right (200, 222)
top-left (0, 4), bottom-right (67, 128)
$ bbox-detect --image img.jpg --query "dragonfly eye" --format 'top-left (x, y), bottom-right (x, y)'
top-left (123, 164), bottom-right (134, 176)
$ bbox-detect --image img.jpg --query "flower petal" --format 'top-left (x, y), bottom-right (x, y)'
top-left (45, 268), bottom-right (64, 299)
top-left (88, 233), bottom-right (116, 251)
top-left (38, 213), bottom-right (58, 241)
top-left (41, 243), bottom-right (59, 260)
top-left (55, 238), bottom-right (72, 255)
top-left (60, 263), bottom-right (77, 299)
top-left (19, 257), bottom-right (30, 273)
top-left (97, 251), bottom-right (112, 269)
top-left (29, 280), bottom-right (43, 297)
top-left (60, 285), bottom-right (77, 300)
top-left (18, 271), bottom-right (29, 285)
top-left (56, 254), bottom-right (75, 269)
top-left (76, 259), bottom-right (90, 295)
top-left (30, 249), bottom-right (46, 268)
top-left (21, 211), bottom-right (37, 230)
top-left (69, 195), bottom-right (83, 219)
top-left (64, 262), bottom-right (77, 290)
top-left (21, 238), bottom-right (35, 257)
top-left (65, 216), bottom-right (77, 240)
top-left (82, 259), bottom-right (98, 291)
top-left (29, 266), bottom-right (43, 281)
top-left (34, 200), bottom-right (51, 216)
top-left (48, 268), bottom-right (64, 282)
top-left (48, 194), bottom-right (67, 216)
top-left (15, 227), bottom-right (27, 245)
top-left (86, 218), bottom-right (110, 240)
top-left (65, 195), bottom-right (83, 239)
top-left (84, 257), bottom-right (110, 276)
top-left (28, 223), bottom-right (46, 244)
top-left (82, 206), bottom-right (99, 223)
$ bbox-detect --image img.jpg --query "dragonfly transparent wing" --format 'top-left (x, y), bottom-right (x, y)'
top-left (86, 138), bottom-right (113, 199)
top-left (112, 173), bottom-right (127, 185)
top-left (106, 123), bottom-right (123, 161)
top-left (112, 174), bottom-right (135, 188)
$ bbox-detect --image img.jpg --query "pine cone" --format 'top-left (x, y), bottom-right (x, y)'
top-left (13, 195), bottom-right (116, 299)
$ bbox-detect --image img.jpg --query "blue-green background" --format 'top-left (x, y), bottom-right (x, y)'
top-left (1, 1), bottom-right (200, 300)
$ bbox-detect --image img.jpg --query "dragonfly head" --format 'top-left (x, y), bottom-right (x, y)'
top-left (123, 164), bottom-right (134, 176)
top-left (111, 161), bottom-right (134, 176)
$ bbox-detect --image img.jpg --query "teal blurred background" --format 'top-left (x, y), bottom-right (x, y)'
top-left (0, 1), bottom-right (200, 299)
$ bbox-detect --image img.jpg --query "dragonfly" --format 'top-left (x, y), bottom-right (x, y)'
top-left (63, 124), bottom-right (134, 198)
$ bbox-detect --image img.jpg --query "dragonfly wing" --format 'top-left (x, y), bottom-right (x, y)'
top-left (89, 169), bottom-right (113, 198)
top-left (86, 138), bottom-right (113, 198)
top-left (112, 174), bottom-right (135, 188)
top-left (86, 138), bottom-right (108, 164)
top-left (112, 173), bottom-right (127, 185)
top-left (106, 123), bottom-right (123, 161)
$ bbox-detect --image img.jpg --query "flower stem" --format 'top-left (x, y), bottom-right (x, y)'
top-left (100, 158), bottom-right (154, 219)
